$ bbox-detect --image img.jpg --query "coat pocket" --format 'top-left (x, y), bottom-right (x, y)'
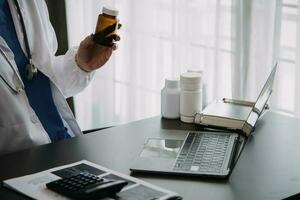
top-left (0, 121), bottom-right (50, 156)
top-left (0, 123), bottom-right (32, 155)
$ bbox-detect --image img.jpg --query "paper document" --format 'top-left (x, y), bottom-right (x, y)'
top-left (3, 160), bottom-right (181, 200)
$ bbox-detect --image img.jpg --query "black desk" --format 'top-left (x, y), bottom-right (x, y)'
top-left (0, 112), bottom-right (299, 200)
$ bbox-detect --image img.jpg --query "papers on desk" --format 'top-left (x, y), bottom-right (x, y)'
top-left (3, 160), bottom-right (181, 200)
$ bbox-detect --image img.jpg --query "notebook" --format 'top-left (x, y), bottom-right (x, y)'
top-left (194, 63), bottom-right (278, 136)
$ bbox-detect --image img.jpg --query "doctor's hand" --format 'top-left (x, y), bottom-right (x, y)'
top-left (75, 23), bottom-right (121, 72)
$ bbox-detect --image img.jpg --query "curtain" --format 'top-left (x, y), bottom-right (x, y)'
top-left (65, 0), bottom-right (298, 130)
top-left (46, 0), bottom-right (75, 114)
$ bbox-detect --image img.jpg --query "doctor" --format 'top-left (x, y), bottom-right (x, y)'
top-left (0, 0), bottom-right (120, 155)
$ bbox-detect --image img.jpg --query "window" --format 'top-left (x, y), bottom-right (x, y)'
top-left (66, 0), bottom-right (300, 130)
top-left (275, 0), bottom-right (298, 114)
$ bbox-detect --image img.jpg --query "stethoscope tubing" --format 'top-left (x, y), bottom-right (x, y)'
top-left (0, 0), bottom-right (35, 93)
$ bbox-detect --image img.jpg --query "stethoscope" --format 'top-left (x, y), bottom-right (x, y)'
top-left (0, 0), bottom-right (37, 93)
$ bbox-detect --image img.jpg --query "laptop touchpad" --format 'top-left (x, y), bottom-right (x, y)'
top-left (140, 139), bottom-right (183, 159)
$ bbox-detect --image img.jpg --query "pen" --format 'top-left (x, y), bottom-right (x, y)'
top-left (148, 196), bottom-right (182, 200)
top-left (166, 197), bottom-right (182, 200)
top-left (222, 98), bottom-right (269, 110)
top-left (222, 98), bottom-right (255, 107)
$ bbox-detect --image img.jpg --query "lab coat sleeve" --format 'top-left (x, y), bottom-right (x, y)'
top-left (51, 47), bottom-right (95, 98)
top-left (40, 0), bottom-right (95, 98)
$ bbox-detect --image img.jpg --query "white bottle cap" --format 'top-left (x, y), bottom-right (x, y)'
top-left (180, 72), bottom-right (202, 91)
top-left (165, 79), bottom-right (179, 89)
top-left (102, 6), bottom-right (119, 17)
top-left (187, 69), bottom-right (203, 74)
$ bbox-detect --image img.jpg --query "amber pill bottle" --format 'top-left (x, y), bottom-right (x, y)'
top-left (95, 6), bottom-right (119, 37)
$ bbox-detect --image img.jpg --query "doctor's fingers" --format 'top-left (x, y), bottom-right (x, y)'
top-left (95, 43), bottom-right (117, 52)
top-left (100, 34), bottom-right (120, 46)
top-left (93, 34), bottom-right (120, 46)
top-left (112, 43), bottom-right (118, 51)
top-left (93, 23), bottom-right (121, 43)
top-left (99, 23), bottom-right (122, 37)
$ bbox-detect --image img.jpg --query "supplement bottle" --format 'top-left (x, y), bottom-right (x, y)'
top-left (161, 79), bottom-right (180, 119)
top-left (95, 7), bottom-right (119, 44)
top-left (187, 69), bottom-right (207, 109)
top-left (180, 72), bottom-right (202, 123)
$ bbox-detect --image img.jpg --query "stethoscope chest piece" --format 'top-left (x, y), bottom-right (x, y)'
top-left (25, 63), bottom-right (38, 81)
top-left (13, 0), bottom-right (38, 82)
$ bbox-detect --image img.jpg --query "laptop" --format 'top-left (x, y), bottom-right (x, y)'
top-left (130, 63), bottom-right (278, 178)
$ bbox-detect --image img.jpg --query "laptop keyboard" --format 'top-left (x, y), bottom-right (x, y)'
top-left (173, 132), bottom-right (231, 173)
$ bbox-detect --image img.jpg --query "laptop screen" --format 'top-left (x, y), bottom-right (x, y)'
top-left (254, 63), bottom-right (277, 114)
top-left (246, 63), bottom-right (278, 127)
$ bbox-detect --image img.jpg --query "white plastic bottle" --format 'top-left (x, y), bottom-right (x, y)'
top-left (187, 69), bottom-right (208, 109)
top-left (161, 79), bottom-right (180, 119)
top-left (180, 72), bottom-right (202, 123)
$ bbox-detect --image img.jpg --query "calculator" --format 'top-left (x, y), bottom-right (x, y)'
top-left (46, 172), bottom-right (128, 199)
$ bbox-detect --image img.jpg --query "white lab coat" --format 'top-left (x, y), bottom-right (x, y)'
top-left (0, 0), bottom-right (94, 155)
